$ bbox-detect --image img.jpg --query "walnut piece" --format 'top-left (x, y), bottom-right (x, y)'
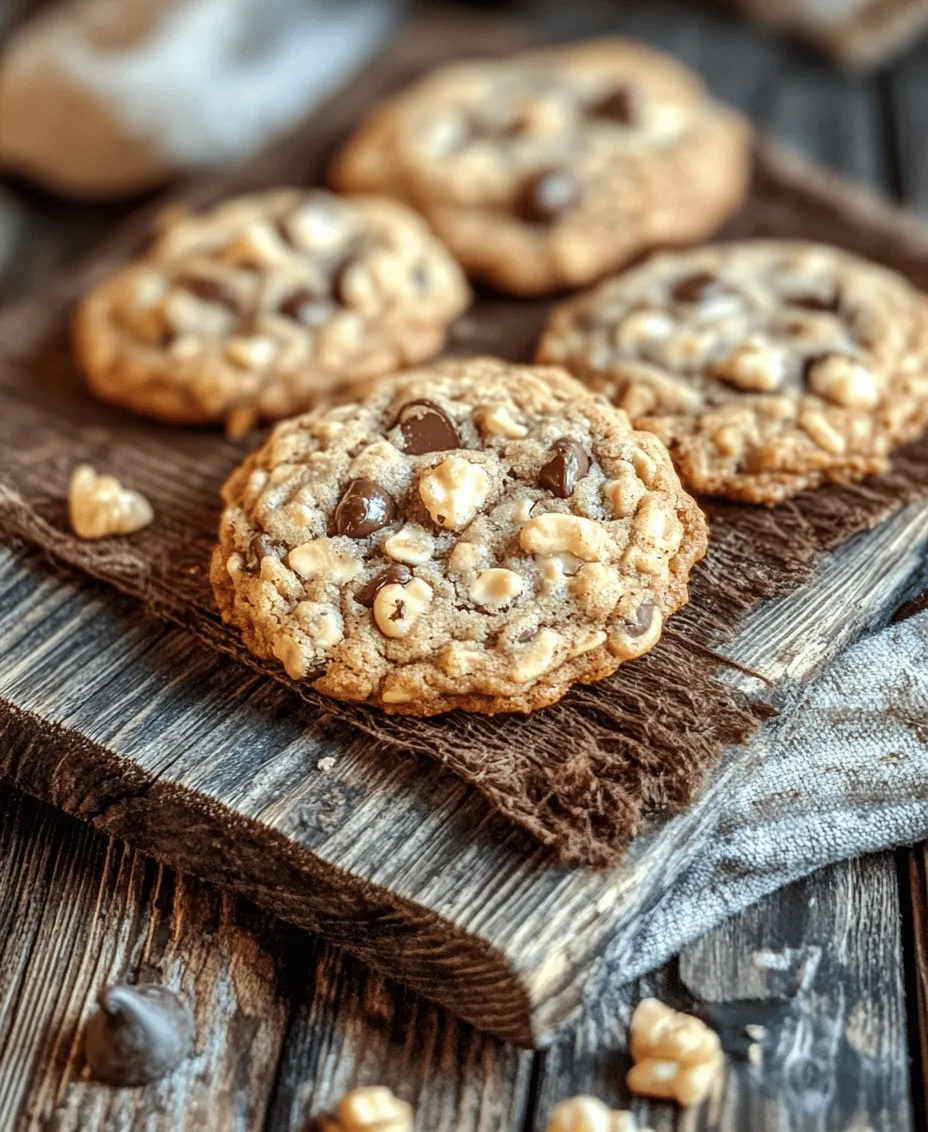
top-left (520, 513), bottom-right (614, 562)
top-left (373, 577), bottom-right (433, 639)
top-left (418, 456), bottom-right (489, 530)
top-left (68, 464), bottom-right (154, 540)
top-left (626, 998), bottom-right (723, 1107)
top-left (323, 1086), bottom-right (414, 1132)
top-left (546, 1096), bottom-right (645, 1132)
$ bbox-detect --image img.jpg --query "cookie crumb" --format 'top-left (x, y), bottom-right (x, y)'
top-left (317, 756), bottom-right (336, 772)
top-left (68, 464), bottom-right (154, 539)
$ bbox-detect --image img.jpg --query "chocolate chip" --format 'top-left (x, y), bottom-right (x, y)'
top-left (247, 533), bottom-right (285, 569)
top-left (84, 984), bottom-right (194, 1087)
top-left (672, 272), bottom-right (731, 305)
top-left (334, 478), bottom-right (396, 539)
top-left (591, 86), bottom-right (637, 124)
top-left (538, 438), bottom-right (591, 498)
top-left (355, 563), bottom-right (413, 607)
top-left (395, 399), bottom-right (461, 455)
top-left (517, 168), bottom-right (583, 224)
top-left (786, 292), bottom-right (840, 313)
top-left (624, 601), bottom-right (655, 638)
top-left (182, 277), bottom-right (236, 308)
top-left (279, 287), bottom-right (332, 327)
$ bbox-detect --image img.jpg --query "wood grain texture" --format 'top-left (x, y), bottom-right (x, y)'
top-left (0, 780), bottom-right (289, 1132)
top-left (531, 853), bottom-right (911, 1131)
top-left (266, 940), bottom-right (532, 1132)
top-left (3, 6), bottom-right (928, 1045)
top-left (0, 477), bottom-right (924, 1048)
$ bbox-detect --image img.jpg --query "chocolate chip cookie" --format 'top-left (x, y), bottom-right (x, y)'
top-left (73, 189), bottom-right (470, 435)
top-left (331, 39), bottom-right (751, 296)
top-left (537, 241), bottom-right (928, 504)
top-left (211, 357), bottom-right (708, 715)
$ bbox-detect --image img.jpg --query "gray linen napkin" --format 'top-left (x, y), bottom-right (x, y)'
top-left (610, 606), bottom-right (928, 982)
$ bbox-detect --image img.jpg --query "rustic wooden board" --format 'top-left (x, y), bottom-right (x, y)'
top-left (4, 4), bottom-right (928, 1049)
top-left (0, 777), bottom-right (909, 1131)
top-left (533, 852), bottom-right (912, 1131)
top-left (0, 781), bottom-right (289, 1132)
top-left (2, 482), bottom-right (925, 1049)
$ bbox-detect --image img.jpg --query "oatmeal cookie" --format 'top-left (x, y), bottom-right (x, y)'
top-left (331, 39), bottom-right (751, 296)
top-left (211, 357), bottom-right (708, 715)
top-left (73, 189), bottom-right (470, 434)
top-left (537, 241), bottom-right (928, 504)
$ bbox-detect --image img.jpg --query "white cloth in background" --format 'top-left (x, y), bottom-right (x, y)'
top-left (613, 607), bottom-right (928, 981)
top-left (0, 0), bottom-right (396, 197)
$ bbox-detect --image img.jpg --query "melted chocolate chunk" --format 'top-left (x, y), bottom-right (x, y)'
top-left (786, 292), bottom-right (840, 313)
top-left (335, 478), bottom-right (396, 538)
top-left (84, 984), bottom-right (194, 1087)
top-left (517, 168), bottom-right (583, 224)
top-left (672, 272), bottom-right (731, 305)
top-left (355, 563), bottom-right (413, 607)
top-left (538, 438), bottom-right (591, 498)
top-left (279, 287), bottom-right (332, 327)
top-left (247, 533), bottom-right (285, 569)
top-left (624, 601), bottom-right (655, 637)
top-left (395, 399), bottom-right (461, 455)
top-left (183, 277), bottom-right (236, 308)
top-left (591, 86), bottom-right (637, 124)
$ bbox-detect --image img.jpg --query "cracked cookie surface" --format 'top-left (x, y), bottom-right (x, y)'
top-left (537, 240), bottom-right (928, 504)
top-left (211, 357), bottom-right (708, 715)
top-left (331, 39), bottom-right (751, 296)
top-left (73, 189), bottom-right (470, 434)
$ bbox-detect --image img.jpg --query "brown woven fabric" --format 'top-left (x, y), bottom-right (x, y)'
top-left (3, 23), bottom-right (928, 866)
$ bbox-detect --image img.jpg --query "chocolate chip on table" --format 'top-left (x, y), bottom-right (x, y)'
top-left (394, 399), bottom-right (461, 455)
top-left (335, 478), bottom-right (396, 538)
top-left (591, 86), bottom-right (637, 124)
top-left (182, 277), bottom-right (236, 308)
top-left (624, 601), bottom-right (655, 637)
top-left (671, 272), bottom-right (731, 305)
top-left (279, 287), bottom-right (332, 327)
top-left (84, 984), bottom-right (194, 1087)
top-left (517, 168), bottom-right (583, 224)
top-left (538, 438), bottom-right (591, 498)
top-left (355, 564), bottom-right (413, 607)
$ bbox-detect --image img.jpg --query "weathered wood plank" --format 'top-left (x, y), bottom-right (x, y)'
top-left (906, 845), bottom-right (928, 1129)
top-left (0, 480), bottom-right (924, 1049)
top-left (2, 0), bottom-right (927, 1051)
top-left (0, 780), bottom-right (289, 1132)
top-left (885, 36), bottom-right (928, 212)
top-left (266, 939), bottom-right (533, 1132)
top-left (531, 853), bottom-right (911, 1131)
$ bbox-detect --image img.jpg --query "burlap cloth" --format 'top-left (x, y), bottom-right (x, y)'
top-left (3, 23), bottom-right (928, 867)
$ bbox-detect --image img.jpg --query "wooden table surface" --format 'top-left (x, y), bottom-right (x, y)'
top-left (1, 2), bottom-right (928, 1129)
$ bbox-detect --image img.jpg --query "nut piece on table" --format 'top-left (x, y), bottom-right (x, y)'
top-left (68, 464), bottom-right (154, 539)
top-left (546, 1095), bottom-right (646, 1131)
top-left (626, 998), bottom-right (723, 1106)
top-left (322, 1086), bottom-right (414, 1131)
